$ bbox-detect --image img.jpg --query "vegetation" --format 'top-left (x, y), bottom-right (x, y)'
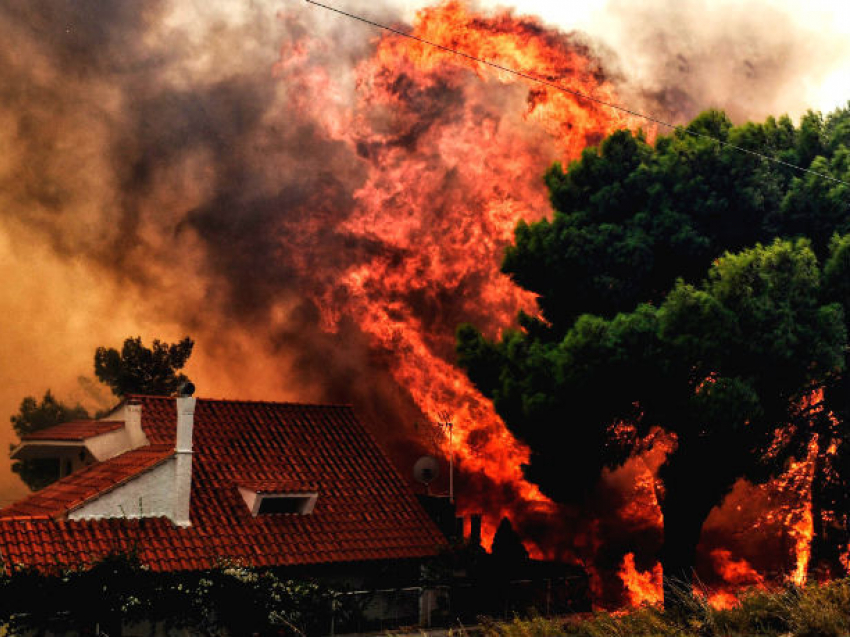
top-left (463, 578), bottom-right (850, 637)
top-left (457, 106), bottom-right (850, 604)
top-left (9, 390), bottom-right (89, 490)
top-left (0, 551), bottom-right (330, 636)
top-left (10, 335), bottom-right (194, 491)
top-left (94, 335), bottom-right (195, 398)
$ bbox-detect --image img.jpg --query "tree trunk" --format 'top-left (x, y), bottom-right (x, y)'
top-left (808, 447), bottom-right (843, 580)
top-left (658, 452), bottom-right (726, 612)
top-left (660, 497), bottom-right (707, 610)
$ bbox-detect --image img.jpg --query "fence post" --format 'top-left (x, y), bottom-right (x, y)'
top-left (419, 586), bottom-right (434, 628)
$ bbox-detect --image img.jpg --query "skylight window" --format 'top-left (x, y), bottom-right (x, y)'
top-left (257, 495), bottom-right (315, 515)
top-left (238, 486), bottom-right (318, 516)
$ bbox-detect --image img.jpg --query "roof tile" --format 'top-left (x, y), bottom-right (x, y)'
top-left (20, 421), bottom-right (124, 441)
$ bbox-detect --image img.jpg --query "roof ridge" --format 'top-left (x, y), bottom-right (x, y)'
top-left (19, 420), bottom-right (126, 442)
top-left (35, 419), bottom-right (123, 424)
top-left (130, 394), bottom-right (356, 408)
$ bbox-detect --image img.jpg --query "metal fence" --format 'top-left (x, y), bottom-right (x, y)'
top-left (326, 575), bottom-right (589, 635)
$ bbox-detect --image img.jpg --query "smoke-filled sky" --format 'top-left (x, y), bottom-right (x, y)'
top-left (403, 0), bottom-right (850, 115)
top-left (0, 0), bottom-right (848, 511)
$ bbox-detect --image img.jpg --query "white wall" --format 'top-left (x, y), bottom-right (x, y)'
top-left (84, 427), bottom-right (136, 462)
top-left (68, 457), bottom-right (176, 521)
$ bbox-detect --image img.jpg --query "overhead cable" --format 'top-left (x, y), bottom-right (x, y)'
top-left (304, 0), bottom-right (850, 187)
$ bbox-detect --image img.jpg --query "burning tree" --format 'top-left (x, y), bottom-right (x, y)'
top-left (458, 107), bottom-right (850, 606)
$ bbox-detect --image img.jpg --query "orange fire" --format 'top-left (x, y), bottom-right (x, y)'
top-left (775, 437), bottom-right (818, 586)
top-left (619, 552), bottom-right (662, 607)
top-left (613, 420), bottom-right (821, 606)
top-left (278, 1), bottom-right (629, 551)
top-left (703, 549), bottom-right (766, 608)
top-left (710, 549), bottom-right (765, 589)
top-left (618, 549), bottom-right (767, 610)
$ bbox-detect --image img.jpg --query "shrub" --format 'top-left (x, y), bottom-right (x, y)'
top-left (0, 551), bottom-right (331, 636)
top-left (479, 613), bottom-right (568, 636)
top-left (480, 577), bottom-right (850, 637)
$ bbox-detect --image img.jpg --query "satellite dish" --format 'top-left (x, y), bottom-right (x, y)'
top-left (413, 456), bottom-right (440, 487)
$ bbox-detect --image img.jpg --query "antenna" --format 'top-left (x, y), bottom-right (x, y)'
top-left (437, 411), bottom-right (454, 504)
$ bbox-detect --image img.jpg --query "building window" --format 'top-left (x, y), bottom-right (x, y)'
top-left (238, 486), bottom-right (318, 516)
top-left (257, 495), bottom-right (316, 515)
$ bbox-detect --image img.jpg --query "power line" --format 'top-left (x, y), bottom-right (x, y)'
top-left (304, 0), bottom-right (850, 187)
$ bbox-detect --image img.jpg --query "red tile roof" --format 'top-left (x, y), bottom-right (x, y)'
top-left (20, 420), bottom-right (123, 441)
top-left (0, 396), bottom-right (445, 572)
top-left (0, 445), bottom-right (173, 518)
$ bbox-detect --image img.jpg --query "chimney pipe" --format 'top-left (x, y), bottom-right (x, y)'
top-left (174, 392), bottom-right (196, 527)
top-left (124, 399), bottom-right (147, 447)
top-left (470, 513), bottom-right (482, 547)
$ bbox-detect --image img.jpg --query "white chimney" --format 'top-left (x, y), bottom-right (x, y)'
top-left (174, 392), bottom-right (196, 527)
top-left (124, 400), bottom-right (147, 447)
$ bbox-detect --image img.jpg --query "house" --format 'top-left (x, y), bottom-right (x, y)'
top-left (0, 389), bottom-right (446, 629)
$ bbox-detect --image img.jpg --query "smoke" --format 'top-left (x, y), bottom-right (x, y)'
top-left (583, 0), bottom-right (850, 124)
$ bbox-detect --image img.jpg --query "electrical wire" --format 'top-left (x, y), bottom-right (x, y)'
top-left (304, 0), bottom-right (850, 187)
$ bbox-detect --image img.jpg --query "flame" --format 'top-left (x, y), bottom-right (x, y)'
top-left (706, 591), bottom-right (739, 610)
top-left (277, 1), bottom-right (629, 550)
top-left (702, 549), bottom-right (766, 608)
top-left (841, 548), bottom-right (850, 572)
top-left (619, 549), bottom-right (767, 610)
top-left (785, 444), bottom-right (817, 587)
top-left (710, 549), bottom-right (765, 589)
top-left (618, 552), bottom-right (663, 607)
top-left (758, 428), bottom-right (819, 586)
top-left (275, 0), bottom-right (829, 595)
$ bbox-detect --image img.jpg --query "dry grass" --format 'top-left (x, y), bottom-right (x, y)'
top-left (454, 577), bottom-right (850, 637)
